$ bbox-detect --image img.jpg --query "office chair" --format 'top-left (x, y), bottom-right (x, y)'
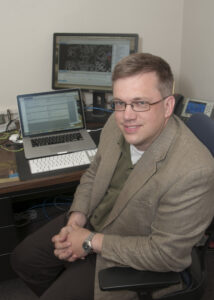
top-left (99, 113), bottom-right (214, 300)
top-left (186, 113), bottom-right (214, 156)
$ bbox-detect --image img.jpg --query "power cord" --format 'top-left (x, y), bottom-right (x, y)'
top-left (5, 109), bottom-right (12, 132)
top-left (0, 130), bottom-right (23, 152)
top-left (5, 109), bottom-right (19, 132)
top-left (14, 196), bottom-right (73, 227)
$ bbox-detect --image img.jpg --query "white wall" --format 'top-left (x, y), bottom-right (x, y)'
top-left (0, 0), bottom-right (184, 112)
top-left (180, 0), bottom-right (214, 100)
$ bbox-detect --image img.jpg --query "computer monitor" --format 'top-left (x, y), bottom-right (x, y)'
top-left (52, 33), bottom-right (139, 92)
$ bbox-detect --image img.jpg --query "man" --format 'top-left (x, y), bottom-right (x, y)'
top-left (11, 53), bottom-right (214, 300)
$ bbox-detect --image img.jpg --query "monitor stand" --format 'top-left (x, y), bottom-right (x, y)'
top-left (92, 92), bottom-right (106, 116)
top-left (84, 91), bottom-right (112, 128)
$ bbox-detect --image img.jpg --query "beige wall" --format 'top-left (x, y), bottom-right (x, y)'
top-left (0, 0), bottom-right (184, 112)
top-left (180, 0), bottom-right (214, 100)
top-left (3, 1), bottom-right (214, 112)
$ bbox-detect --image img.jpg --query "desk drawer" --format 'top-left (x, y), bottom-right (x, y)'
top-left (0, 253), bottom-right (16, 281)
top-left (0, 225), bottom-right (18, 254)
top-left (0, 198), bottom-right (15, 226)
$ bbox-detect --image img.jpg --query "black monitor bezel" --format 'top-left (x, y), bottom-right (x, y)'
top-left (52, 33), bottom-right (139, 92)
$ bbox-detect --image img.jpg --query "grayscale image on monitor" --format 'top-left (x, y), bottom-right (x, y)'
top-left (52, 33), bottom-right (139, 92)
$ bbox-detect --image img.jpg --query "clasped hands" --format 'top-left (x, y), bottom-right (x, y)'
top-left (52, 211), bottom-right (90, 262)
top-left (52, 223), bottom-right (91, 262)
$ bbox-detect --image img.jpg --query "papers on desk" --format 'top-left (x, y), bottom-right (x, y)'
top-left (0, 162), bottom-right (19, 183)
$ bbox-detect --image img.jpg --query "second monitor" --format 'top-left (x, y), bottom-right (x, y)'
top-left (52, 32), bottom-right (139, 92)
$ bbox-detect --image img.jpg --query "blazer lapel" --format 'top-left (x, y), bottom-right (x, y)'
top-left (90, 139), bottom-right (122, 210)
top-left (102, 116), bottom-right (178, 229)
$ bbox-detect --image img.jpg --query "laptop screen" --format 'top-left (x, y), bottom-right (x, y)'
top-left (17, 89), bottom-right (85, 137)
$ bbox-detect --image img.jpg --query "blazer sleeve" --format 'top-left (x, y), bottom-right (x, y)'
top-left (101, 166), bottom-right (214, 272)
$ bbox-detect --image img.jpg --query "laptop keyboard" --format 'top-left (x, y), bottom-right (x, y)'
top-left (31, 132), bottom-right (83, 147)
top-left (29, 149), bottom-right (97, 174)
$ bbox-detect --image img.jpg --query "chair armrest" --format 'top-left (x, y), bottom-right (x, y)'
top-left (99, 267), bottom-right (181, 292)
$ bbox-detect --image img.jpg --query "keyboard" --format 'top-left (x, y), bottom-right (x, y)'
top-left (29, 149), bottom-right (97, 174)
top-left (31, 132), bottom-right (83, 147)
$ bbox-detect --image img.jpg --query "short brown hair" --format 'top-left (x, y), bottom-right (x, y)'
top-left (112, 53), bottom-right (174, 97)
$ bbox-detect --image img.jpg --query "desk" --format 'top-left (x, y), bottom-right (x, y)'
top-left (0, 154), bottom-right (84, 196)
top-left (0, 130), bottom-right (100, 281)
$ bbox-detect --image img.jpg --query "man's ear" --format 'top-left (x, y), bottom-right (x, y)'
top-left (164, 96), bottom-right (175, 118)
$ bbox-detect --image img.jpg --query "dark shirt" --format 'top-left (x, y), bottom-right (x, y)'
top-left (90, 139), bottom-right (134, 231)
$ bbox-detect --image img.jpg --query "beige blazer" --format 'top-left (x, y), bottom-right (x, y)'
top-left (70, 114), bottom-right (214, 300)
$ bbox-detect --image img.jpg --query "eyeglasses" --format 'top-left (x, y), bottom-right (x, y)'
top-left (110, 96), bottom-right (170, 112)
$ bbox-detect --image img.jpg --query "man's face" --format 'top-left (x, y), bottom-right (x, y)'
top-left (113, 72), bottom-right (174, 151)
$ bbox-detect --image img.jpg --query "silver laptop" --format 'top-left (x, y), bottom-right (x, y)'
top-left (17, 89), bottom-right (96, 159)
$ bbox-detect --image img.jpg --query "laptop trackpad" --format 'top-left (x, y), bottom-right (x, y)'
top-left (49, 145), bottom-right (71, 154)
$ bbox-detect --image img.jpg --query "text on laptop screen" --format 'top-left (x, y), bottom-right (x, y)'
top-left (18, 90), bottom-right (84, 136)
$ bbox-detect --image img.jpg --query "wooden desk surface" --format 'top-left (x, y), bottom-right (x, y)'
top-left (0, 147), bottom-right (85, 196)
top-left (0, 124), bottom-right (102, 197)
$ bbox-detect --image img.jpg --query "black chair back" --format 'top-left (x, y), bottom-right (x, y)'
top-left (186, 113), bottom-right (214, 156)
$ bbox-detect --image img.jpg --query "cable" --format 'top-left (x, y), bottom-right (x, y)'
top-left (29, 197), bottom-right (72, 220)
top-left (5, 109), bottom-right (19, 132)
top-left (0, 144), bottom-right (23, 152)
top-left (42, 198), bottom-right (50, 220)
top-left (14, 201), bottom-right (72, 228)
top-left (84, 106), bottom-right (113, 113)
top-left (5, 109), bottom-right (12, 132)
top-left (87, 128), bottom-right (102, 132)
top-left (0, 132), bottom-right (10, 140)
top-left (14, 210), bottom-right (37, 227)
top-left (53, 195), bottom-right (73, 211)
top-left (0, 129), bottom-right (18, 137)
top-left (0, 130), bottom-right (23, 152)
